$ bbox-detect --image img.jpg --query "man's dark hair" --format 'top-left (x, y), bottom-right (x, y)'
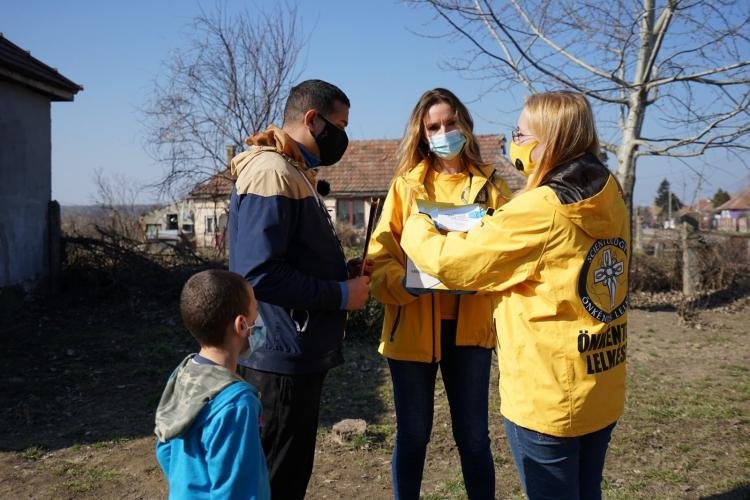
top-left (180, 269), bottom-right (251, 347)
top-left (283, 79), bottom-right (350, 124)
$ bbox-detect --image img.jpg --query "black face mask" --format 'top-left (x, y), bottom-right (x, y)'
top-left (314, 114), bottom-right (349, 166)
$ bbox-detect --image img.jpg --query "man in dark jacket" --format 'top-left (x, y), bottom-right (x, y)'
top-left (228, 79), bottom-right (370, 499)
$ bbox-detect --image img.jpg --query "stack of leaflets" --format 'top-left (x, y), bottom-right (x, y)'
top-left (403, 200), bottom-right (486, 292)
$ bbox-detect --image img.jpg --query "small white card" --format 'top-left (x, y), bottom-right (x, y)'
top-left (405, 256), bottom-right (446, 290)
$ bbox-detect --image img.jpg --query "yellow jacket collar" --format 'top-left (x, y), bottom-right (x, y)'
top-left (403, 160), bottom-right (495, 203)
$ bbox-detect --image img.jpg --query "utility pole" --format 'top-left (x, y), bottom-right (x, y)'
top-left (667, 182), bottom-right (672, 229)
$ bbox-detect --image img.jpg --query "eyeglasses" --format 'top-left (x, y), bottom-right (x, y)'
top-left (511, 126), bottom-right (532, 144)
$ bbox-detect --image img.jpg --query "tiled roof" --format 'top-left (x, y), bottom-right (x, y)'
top-left (677, 198), bottom-right (714, 216)
top-left (0, 34), bottom-right (82, 101)
top-left (191, 134), bottom-right (526, 199)
top-left (189, 170), bottom-right (234, 199)
top-left (716, 188), bottom-right (750, 211)
top-left (317, 139), bottom-right (398, 196)
top-left (317, 134), bottom-right (526, 196)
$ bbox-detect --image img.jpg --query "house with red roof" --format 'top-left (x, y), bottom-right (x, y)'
top-left (317, 134), bottom-right (524, 227)
top-left (676, 198), bottom-right (716, 230)
top-left (140, 135), bottom-right (524, 252)
top-left (140, 147), bottom-right (235, 253)
top-left (716, 188), bottom-right (750, 232)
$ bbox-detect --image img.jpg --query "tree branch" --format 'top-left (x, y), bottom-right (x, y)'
top-left (506, 0), bottom-right (627, 86)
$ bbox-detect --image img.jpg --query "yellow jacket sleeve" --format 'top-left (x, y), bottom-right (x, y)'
top-left (367, 179), bottom-right (420, 305)
top-left (401, 192), bottom-right (552, 293)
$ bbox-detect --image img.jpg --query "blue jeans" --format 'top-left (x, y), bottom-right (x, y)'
top-left (503, 418), bottom-right (616, 500)
top-left (387, 320), bottom-right (495, 500)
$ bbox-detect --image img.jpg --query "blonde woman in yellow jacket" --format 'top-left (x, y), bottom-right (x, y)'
top-left (401, 91), bottom-right (629, 500)
top-left (368, 88), bottom-right (511, 500)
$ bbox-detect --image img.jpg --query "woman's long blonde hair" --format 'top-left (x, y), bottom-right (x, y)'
top-left (524, 91), bottom-right (601, 190)
top-left (394, 88), bottom-right (487, 177)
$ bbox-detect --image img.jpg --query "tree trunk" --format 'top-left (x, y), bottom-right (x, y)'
top-left (681, 222), bottom-right (700, 296)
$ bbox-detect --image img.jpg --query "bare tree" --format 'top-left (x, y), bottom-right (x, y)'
top-left (409, 0), bottom-right (750, 212)
top-left (92, 168), bottom-right (147, 242)
top-left (143, 3), bottom-right (304, 196)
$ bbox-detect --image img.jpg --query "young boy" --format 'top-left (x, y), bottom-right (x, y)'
top-left (154, 269), bottom-right (270, 500)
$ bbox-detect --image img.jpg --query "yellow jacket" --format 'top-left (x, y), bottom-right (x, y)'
top-left (401, 155), bottom-right (629, 436)
top-left (368, 160), bottom-right (511, 362)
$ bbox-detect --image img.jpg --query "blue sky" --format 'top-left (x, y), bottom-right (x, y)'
top-left (3, 0), bottom-right (748, 206)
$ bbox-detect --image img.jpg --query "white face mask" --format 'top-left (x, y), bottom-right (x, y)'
top-left (428, 130), bottom-right (467, 160)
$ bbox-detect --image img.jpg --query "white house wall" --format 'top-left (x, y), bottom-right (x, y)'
top-left (0, 80), bottom-right (51, 287)
top-left (324, 198), bottom-right (336, 218)
top-left (191, 199), bottom-right (229, 249)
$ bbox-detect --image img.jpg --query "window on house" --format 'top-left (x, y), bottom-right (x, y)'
top-left (354, 200), bottom-right (365, 227)
top-left (181, 224), bottom-right (194, 233)
top-left (336, 200), bottom-right (352, 226)
top-left (167, 214), bottom-right (179, 230)
top-left (145, 224), bottom-right (161, 240)
top-left (336, 199), bottom-right (366, 228)
top-left (206, 216), bottom-right (216, 234)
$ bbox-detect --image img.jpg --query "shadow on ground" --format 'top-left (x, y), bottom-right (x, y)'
top-left (0, 284), bottom-right (193, 452)
top-left (318, 336), bottom-right (389, 428)
top-left (0, 264), bottom-right (388, 452)
top-left (700, 483), bottom-right (750, 499)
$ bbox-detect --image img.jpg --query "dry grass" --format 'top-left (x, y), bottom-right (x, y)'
top-left (0, 279), bottom-right (748, 498)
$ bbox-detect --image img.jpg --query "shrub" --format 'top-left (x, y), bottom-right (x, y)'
top-left (696, 235), bottom-right (750, 290)
top-left (336, 222), bottom-right (364, 249)
top-left (632, 232), bottom-right (750, 293)
top-left (630, 252), bottom-right (682, 292)
top-left (346, 296), bottom-right (384, 340)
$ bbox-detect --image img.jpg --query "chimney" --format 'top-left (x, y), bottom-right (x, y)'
top-left (226, 145), bottom-right (237, 168)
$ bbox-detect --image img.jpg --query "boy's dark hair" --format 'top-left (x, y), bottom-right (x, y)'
top-left (180, 269), bottom-right (251, 347)
top-left (283, 79), bottom-right (350, 124)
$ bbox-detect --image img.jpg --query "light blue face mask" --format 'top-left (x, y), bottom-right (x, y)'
top-left (239, 320), bottom-right (267, 360)
top-left (249, 324), bottom-right (267, 352)
top-left (428, 130), bottom-right (467, 160)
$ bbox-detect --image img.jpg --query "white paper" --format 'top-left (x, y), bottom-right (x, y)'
top-left (405, 256), bottom-right (446, 290)
top-left (416, 200), bottom-right (486, 232)
top-left (404, 200), bottom-right (486, 292)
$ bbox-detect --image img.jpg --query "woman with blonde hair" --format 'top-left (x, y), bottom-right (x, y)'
top-left (367, 88), bottom-right (511, 499)
top-left (401, 91), bottom-right (629, 499)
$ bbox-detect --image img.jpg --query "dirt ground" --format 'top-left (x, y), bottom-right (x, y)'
top-left (1, 288), bottom-right (748, 499)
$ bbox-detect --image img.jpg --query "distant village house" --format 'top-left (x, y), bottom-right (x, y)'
top-left (715, 188), bottom-right (750, 232)
top-left (676, 198), bottom-right (716, 231)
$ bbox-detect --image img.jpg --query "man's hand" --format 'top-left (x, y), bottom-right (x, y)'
top-left (344, 276), bottom-right (370, 310)
top-left (347, 258), bottom-right (374, 278)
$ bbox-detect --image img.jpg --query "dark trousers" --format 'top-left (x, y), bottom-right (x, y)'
top-left (504, 419), bottom-right (616, 500)
top-left (387, 320), bottom-right (495, 500)
top-left (238, 366), bottom-right (327, 500)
